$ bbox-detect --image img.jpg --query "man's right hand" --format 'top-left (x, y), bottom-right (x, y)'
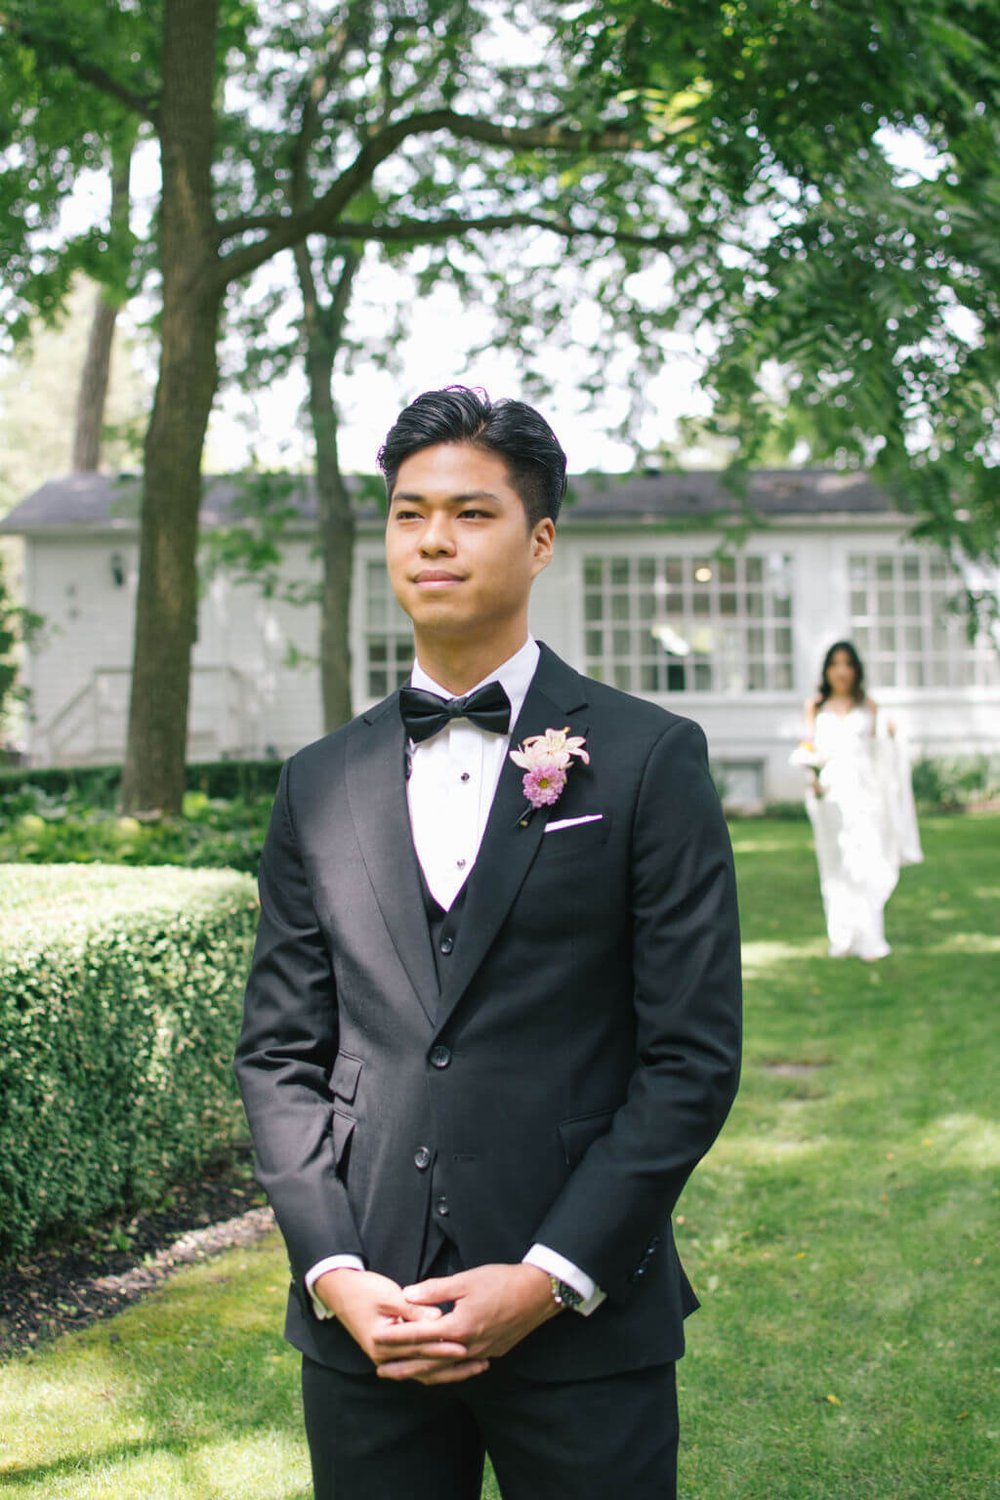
top-left (313, 1268), bottom-right (489, 1385)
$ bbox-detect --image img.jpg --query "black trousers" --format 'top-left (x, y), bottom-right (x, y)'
top-left (301, 1353), bottom-right (678, 1500)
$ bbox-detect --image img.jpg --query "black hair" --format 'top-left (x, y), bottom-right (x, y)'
top-left (376, 385), bottom-right (568, 527)
top-left (818, 640), bottom-right (866, 704)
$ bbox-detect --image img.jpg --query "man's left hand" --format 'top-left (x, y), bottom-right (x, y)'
top-left (372, 1263), bottom-right (559, 1384)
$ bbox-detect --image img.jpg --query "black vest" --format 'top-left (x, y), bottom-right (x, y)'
top-left (416, 863), bottom-right (469, 1271)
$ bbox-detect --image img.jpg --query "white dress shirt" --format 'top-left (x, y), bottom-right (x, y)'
top-left (305, 637), bottom-right (605, 1317)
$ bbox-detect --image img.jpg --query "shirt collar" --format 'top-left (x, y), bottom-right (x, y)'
top-left (411, 636), bottom-right (540, 729)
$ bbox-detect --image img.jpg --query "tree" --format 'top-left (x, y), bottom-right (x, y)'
top-left (3, 0), bottom-right (996, 807)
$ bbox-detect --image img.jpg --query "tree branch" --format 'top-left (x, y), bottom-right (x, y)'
top-left (0, 12), bottom-right (158, 123)
top-left (216, 106), bottom-right (646, 284)
top-left (332, 213), bottom-right (685, 254)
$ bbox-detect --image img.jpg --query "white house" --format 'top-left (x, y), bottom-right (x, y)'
top-left (3, 468), bottom-right (998, 803)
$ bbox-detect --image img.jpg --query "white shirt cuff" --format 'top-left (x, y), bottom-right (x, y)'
top-left (523, 1243), bottom-right (606, 1316)
top-left (304, 1254), bottom-right (365, 1320)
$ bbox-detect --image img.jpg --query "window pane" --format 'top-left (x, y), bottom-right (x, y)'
top-left (637, 557), bottom-right (656, 585)
top-left (612, 628), bottom-right (631, 656)
top-left (693, 592), bottom-right (711, 616)
top-left (666, 663), bottom-right (686, 691)
top-left (719, 591), bottom-right (738, 616)
top-left (878, 589), bottom-right (895, 616)
top-left (745, 557), bottom-right (763, 583)
top-left (369, 639), bottom-right (387, 663)
top-left (584, 593), bottom-right (604, 622)
top-left (876, 557), bottom-right (894, 581)
top-left (613, 664), bottom-right (632, 690)
top-left (693, 662), bottom-right (712, 691)
top-left (746, 592), bottom-right (763, 618)
top-left (877, 625), bottom-right (896, 651)
top-left (584, 559), bottom-right (603, 587)
top-left (850, 591), bottom-right (867, 616)
top-left (585, 629), bottom-right (603, 657)
top-left (611, 593), bottom-right (630, 621)
top-left (719, 558), bottom-right (737, 585)
top-left (369, 670), bottom-right (388, 696)
top-left (775, 627), bottom-right (793, 655)
top-left (774, 661), bottom-right (793, 690)
top-left (611, 558), bottom-right (630, 586)
top-left (848, 557), bottom-right (868, 583)
top-left (902, 589), bottom-right (921, 616)
top-left (640, 663), bottom-right (659, 692)
top-left (665, 559), bottom-right (684, 586)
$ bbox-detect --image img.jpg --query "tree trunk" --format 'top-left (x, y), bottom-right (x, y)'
top-left (72, 137), bottom-right (133, 472)
top-left (294, 244), bottom-right (360, 733)
top-left (121, 0), bottom-right (220, 815)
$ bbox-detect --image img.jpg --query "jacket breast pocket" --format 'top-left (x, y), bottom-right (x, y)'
top-left (558, 1107), bottom-right (616, 1169)
top-left (536, 815), bottom-right (612, 872)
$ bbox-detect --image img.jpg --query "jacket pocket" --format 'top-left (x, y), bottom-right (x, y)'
top-left (330, 1051), bottom-right (362, 1103)
top-left (558, 1107), bottom-right (616, 1168)
top-left (331, 1107), bottom-right (356, 1171)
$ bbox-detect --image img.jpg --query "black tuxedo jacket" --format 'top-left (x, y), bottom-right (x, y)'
top-left (235, 643), bottom-right (741, 1380)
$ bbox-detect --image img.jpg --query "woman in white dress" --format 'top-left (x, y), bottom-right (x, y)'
top-left (793, 641), bottom-right (923, 961)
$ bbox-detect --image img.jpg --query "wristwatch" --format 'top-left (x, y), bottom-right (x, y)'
top-left (549, 1275), bottom-right (584, 1312)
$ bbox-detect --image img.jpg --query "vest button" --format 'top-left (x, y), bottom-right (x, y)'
top-left (435, 1196), bottom-right (450, 1217)
top-left (414, 1146), bottom-right (431, 1171)
top-left (429, 1044), bottom-right (452, 1069)
top-left (439, 935), bottom-right (454, 955)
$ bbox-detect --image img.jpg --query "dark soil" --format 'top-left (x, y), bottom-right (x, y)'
top-left (0, 1142), bottom-right (273, 1359)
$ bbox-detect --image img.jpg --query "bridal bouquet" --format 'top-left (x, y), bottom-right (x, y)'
top-left (789, 739), bottom-right (826, 772)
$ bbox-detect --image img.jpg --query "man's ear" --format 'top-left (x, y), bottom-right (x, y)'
top-left (530, 519), bottom-right (556, 576)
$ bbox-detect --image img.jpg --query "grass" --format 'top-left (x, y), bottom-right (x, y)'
top-left (1, 815), bottom-right (996, 1499)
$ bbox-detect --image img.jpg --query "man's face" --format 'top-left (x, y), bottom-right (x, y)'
top-left (385, 442), bottom-right (554, 640)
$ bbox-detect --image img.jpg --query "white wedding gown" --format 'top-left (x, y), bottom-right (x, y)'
top-left (805, 704), bottom-right (923, 960)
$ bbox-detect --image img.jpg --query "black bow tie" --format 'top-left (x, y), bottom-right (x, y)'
top-left (399, 680), bottom-right (512, 744)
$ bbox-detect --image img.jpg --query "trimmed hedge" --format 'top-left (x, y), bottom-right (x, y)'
top-left (0, 758), bottom-right (283, 807)
top-left (0, 864), bottom-right (259, 1262)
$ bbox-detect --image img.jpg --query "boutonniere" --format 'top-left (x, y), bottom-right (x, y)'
top-left (510, 726), bottom-right (590, 816)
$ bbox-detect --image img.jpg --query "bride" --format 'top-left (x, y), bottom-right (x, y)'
top-left (793, 641), bottom-right (923, 961)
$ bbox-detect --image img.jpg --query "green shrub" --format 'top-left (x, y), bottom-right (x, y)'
top-left (0, 758), bottom-right (282, 808)
top-left (0, 791), bottom-right (272, 872)
top-left (910, 754), bottom-right (1000, 810)
top-left (0, 864), bottom-right (259, 1261)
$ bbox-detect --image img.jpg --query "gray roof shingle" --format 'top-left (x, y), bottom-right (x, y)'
top-left (0, 467), bottom-right (895, 533)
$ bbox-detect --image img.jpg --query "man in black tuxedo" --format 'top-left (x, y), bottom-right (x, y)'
top-left (235, 387), bottom-right (742, 1499)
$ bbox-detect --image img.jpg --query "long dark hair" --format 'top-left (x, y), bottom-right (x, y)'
top-left (818, 640), bottom-right (865, 704)
top-left (377, 385), bottom-right (568, 527)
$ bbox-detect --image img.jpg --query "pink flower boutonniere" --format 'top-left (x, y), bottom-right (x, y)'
top-left (510, 726), bottom-right (590, 813)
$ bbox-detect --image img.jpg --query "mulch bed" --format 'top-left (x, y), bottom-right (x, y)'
top-left (0, 1143), bottom-right (274, 1359)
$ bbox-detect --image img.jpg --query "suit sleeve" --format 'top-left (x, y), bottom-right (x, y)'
top-left (234, 758), bottom-right (365, 1287)
top-left (533, 717), bottom-right (742, 1301)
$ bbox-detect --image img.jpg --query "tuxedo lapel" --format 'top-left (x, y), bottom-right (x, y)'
top-left (435, 644), bottom-right (590, 1035)
top-left (345, 696), bottom-right (438, 1025)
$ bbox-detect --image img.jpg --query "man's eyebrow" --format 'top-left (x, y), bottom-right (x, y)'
top-left (390, 490), bottom-right (502, 504)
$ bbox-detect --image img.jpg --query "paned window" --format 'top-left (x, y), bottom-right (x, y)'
top-left (363, 561), bottom-right (413, 698)
top-left (848, 553), bottom-right (999, 689)
top-left (583, 552), bottom-right (795, 693)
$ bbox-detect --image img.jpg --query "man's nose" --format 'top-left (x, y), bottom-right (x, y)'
top-left (419, 515), bottom-right (456, 554)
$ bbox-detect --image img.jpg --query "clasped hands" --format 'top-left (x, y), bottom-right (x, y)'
top-left (313, 1263), bottom-right (559, 1385)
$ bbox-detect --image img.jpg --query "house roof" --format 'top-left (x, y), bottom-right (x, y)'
top-left (0, 467), bottom-right (897, 534)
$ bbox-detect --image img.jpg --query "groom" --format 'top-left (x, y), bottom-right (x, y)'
top-left (235, 386), bottom-right (742, 1499)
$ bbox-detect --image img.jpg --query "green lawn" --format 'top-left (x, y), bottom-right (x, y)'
top-left (1, 816), bottom-right (996, 1499)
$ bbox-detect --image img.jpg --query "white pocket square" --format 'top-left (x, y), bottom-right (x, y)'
top-left (544, 814), bottom-right (604, 834)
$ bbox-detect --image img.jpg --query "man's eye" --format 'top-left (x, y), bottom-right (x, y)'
top-left (460, 508), bottom-right (489, 519)
top-left (394, 508), bottom-right (421, 520)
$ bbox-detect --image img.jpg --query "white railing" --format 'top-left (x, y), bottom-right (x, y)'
top-left (39, 665), bottom-right (261, 766)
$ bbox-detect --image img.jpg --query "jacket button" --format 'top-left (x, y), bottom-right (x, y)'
top-left (439, 935), bottom-right (454, 955)
top-left (414, 1146), bottom-right (431, 1170)
top-left (435, 1196), bottom-right (450, 1217)
top-left (429, 1044), bottom-right (452, 1069)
